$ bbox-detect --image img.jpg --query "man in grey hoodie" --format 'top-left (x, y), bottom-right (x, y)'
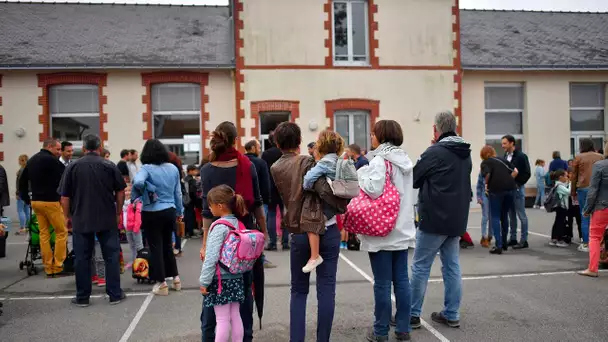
top-left (410, 111), bottom-right (472, 329)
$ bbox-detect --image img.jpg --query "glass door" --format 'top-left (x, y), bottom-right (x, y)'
top-left (571, 134), bottom-right (604, 158)
top-left (259, 112), bottom-right (290, 151)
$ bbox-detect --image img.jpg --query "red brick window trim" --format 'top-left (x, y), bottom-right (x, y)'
top-left (37, 72), bottom-right (108, 143)
top-left (250, 100), bottom-right (300, 138)
top-left (324, 0), bottom-right (379, 68)
top-left (0, 74), bottom-right (3, 161)
top-left (325, 99), bottom-right (379, 150)
top-left (141, 72), bottom-right (210, 155)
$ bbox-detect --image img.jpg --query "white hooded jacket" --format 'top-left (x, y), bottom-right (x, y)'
top-left (356, 143), bottom-right (416, 252)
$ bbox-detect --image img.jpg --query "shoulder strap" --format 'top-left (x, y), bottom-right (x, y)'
top-left (491, 157), bottom-right (514, 172)
top-left (209, 219), bottom-right (237, 233)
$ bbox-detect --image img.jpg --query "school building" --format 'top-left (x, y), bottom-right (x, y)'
top-left (0, 1), bottom-right (607, 211)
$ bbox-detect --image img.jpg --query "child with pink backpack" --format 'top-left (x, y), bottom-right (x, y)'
top-left (199, 185), bottom-right (265, 342)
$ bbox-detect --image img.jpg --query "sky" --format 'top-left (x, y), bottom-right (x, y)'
top-left (7, 0), bottom-right (608, 12)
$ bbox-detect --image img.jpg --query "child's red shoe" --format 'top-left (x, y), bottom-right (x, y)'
top-left (97, 278), bottom-right (106, 287)
top-left (92, 275), bottom-right (99, 284)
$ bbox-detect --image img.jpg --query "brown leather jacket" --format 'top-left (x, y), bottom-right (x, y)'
top-left (572, 151), bottom-right (604, 195)
top-left (270, 153), bottom-right (347, 235)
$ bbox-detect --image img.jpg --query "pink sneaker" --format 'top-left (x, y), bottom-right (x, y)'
top-left (125, 262), bottom-right (133, 270)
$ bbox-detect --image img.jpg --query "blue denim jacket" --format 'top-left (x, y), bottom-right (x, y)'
top-left (303, 153), bottom-right (337, 190)
top-left (132, 163), bottom-right (183, 216)
top-left (476, 171), bottom-right (486, 200)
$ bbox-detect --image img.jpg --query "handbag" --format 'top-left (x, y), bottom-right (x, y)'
top-left (343, 160), bottom-right (400, 237)
top-left (176, 220), bottom-right (185, 238)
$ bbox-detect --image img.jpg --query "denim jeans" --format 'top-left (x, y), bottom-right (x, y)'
top-left (264, 204), bottom-right (288, 248)
top-left (290, 225), bottom-right (340, 342)
top-left (201, 270), bottom-right (254, 342)
top-left (410, 230), bottom-right (462, 321)
top-left (16, 198), bottom-right (30, 228)
top-left (508, 185), bottom-right (529, 242)
top-left (489, 190), bottom-right (514, 249)
top-left (480, 193), bottom-right (492, 238)
top-left (535, 185), bottom-right (545, 207)
top-left (73, 228), bottom-right (122, 301)
top-left (369, 250), bottom-right (411, 336)
top-left (577, 188), bottom-right (590, 243)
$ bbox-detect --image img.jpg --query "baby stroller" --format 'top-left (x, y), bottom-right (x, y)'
top-left (19, 212), bottom-right (56, 276)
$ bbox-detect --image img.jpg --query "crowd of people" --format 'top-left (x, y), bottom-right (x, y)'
top-left (1, 107), bottom-right (607, 342)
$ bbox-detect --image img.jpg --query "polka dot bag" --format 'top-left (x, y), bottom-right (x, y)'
top-left (343, 160), bottom-right (400, 237)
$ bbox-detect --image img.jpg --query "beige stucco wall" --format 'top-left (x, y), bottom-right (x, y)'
top-left (462, 71), bottom-right (608, 193)
top-left (375, 0), bottom-right (455, 66)
top-left (241, 0), bottom-right (327, 66)
top-left (206, 70), bottom-right (236, 149)
top-left (0, 71), bottom-right (42, 208)
top-left (242, 69), bottom-right (456, 160)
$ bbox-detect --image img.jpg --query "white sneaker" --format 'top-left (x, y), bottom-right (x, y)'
top-left (533, 205), bottom-right (539, 209)
top-left (302, 256), bottom-right (324, 273)
top-left (556, 241), bottom-right (569, 248)
top-left (549, 240), bottom-right (557, 246)
top-left (540, 206), bottom-right (545, 210)
top-left (577, 243), bottom-right (589, 252)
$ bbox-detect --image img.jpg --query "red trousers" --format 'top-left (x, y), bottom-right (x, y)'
top-left (588, 208), bottom-right (608, 272)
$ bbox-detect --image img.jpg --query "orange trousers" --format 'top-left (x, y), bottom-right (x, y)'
top-left (31, 201), bottom-right (68, 275)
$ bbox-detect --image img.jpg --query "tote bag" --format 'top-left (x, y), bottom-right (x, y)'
top-left (343, 160), bottom-right (400, 237)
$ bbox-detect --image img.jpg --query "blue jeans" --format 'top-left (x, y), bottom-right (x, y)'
top-left (290, 225), bottom-right (340, 342)
top-left (73, 229), bottom-right (122, 301)
top-left (508, 185), bottom-right (529, 242)
top-left (265, 204), bottom-right (288, 248)
top-left (489, 191), bottom-right (515, 248)
top-left (201, 271), bottom-right (254, 342)
top-left (535, 185), bottom-right (545, 207)
top-left (369, 250), bottom-right (411, 336)
top-left (410, 230), bottom-right (462, 321)
top-left (16, 198), bottom-right (30, 228)
top-left (480, 193), bottom-right (492, 238)
top-left (577, 188), bottom-right (590, 243)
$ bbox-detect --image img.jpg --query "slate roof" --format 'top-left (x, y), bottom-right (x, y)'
top-left (0, 2), bottom-right (234, 68)
top-left (461, 9), bottom-right (608, 70)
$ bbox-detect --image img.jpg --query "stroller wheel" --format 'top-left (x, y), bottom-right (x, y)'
top-left (19, 261), bottom-right (24, 270)
top-left (27, 267), bottom-right (35, 276)
top-left (33, 267), bottom-right (39, 275)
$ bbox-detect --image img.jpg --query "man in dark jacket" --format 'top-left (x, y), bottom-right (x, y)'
top-left (502, 135), bottom-right (531, 249)
top-left (19, 138), bottom-right (68, 277)
top-left (261, 132), bottom-right (288, 250)
top-left (410, 111), bottom-right (471, 329)
top-left (245, 139), bottom-right (270, 205)
top-left (184, 165), bottom-right (201, 238)
top-left (0, 164), bottom-right (9, 217)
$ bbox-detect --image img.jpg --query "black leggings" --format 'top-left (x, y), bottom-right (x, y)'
top-left (141, 208), bottom-right (179, 282)
top-left (552, 207), bottom-right (569, 242)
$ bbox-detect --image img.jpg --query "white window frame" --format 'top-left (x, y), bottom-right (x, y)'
top-left (334, 110), bottom-right (370, 150)
top-left (484, 82), bottom-right (525, 150)
top-left (332, 0), bottom-right (370, 66)
top-left (151, 83), bottom-right (202, 154)
top-left (49, 84), bottom-right (99, 147)
top-left (569, 83), bottom-right (605, 132)
top-left (258, 111), bottom-right (291, 152)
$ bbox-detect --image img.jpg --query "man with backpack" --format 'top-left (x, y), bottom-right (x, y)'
top-left (502, 135), bottom-right (531, 249)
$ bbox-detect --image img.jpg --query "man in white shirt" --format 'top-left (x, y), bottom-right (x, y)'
top-left (59, 141), bottom-right (74, 166)
top-left (127, 149), bottom-right (139, 181)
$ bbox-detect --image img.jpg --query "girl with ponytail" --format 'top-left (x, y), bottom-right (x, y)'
top-left (199, 185), bottom-right (248, 342)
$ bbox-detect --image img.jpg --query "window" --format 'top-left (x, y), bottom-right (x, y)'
top-left (484, 83), bottom-right (524, 152)
top-left (152, 83), bottom-right (201, 165)
top-left (259, 112), bottom-right (290, 152)
top-left (49, 84), bottom-right (100, 145)
top-left (335, 110), bottom-right (369, 150)
top-left (570, 83), bottom-right (606, 157)
top-left (333, 0), bottom-right (369, 66)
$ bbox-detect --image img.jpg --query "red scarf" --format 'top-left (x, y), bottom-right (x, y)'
top-left (215, 147), bottom-right (255, 208)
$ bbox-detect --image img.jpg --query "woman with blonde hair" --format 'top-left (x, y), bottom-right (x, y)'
top-left (16, 154), bottom-right (30, 235)
top-left (479, 145), bottom-right (519, 254)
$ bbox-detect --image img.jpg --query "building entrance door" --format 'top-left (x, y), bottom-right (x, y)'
top-left (259, 112), bottom-right (290, 151)
top-left (570, 134), bottom-right (604, 158)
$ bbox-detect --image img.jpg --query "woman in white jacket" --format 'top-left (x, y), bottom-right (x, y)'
top-left (357, 120), bottom-right (416, 342)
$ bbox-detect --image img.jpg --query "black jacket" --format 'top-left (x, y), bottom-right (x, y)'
top-left (19, 149), bottom-right (65, 203)
top-left (261, 147), bottom-right (283, 206)
top-left (414, 133), bottom-right (472, 237)
top-left (0, 165), bottom-right (9, 207)
top-left (184, 175), bottom-right (202, 209)
top-left (504, 149), bottom-right (531, 186)
top-left (246, 153), bottom-right (271, 205)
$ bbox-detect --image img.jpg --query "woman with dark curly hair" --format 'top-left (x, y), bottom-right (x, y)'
top-left (131, 139), bottom-right (184, 296)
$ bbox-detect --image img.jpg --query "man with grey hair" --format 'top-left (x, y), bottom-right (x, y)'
top-left (59, 134), bottom-right (127, 307)
top-left (409, 111), bottom-right (472, 329)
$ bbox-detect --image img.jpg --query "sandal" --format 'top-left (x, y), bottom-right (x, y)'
top-left (152, 283), bottom-right (169, 296)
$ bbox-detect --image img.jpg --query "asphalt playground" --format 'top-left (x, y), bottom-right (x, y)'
top-left (1, 209), bottom-right (607, 342)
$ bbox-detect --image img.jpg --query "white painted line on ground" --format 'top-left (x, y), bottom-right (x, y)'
top-left (467, 226), bottom-right (581, 245)
top-left (339, 253), bottom-right (450, 342)
top-left (119, 293), bottom-right (154, 342)
top-left (181, 237), bottom-right (188, 250)
top-left (7, 242), bottom-right (28, 245)
top-left (1, 292), bottom-right (150, 301)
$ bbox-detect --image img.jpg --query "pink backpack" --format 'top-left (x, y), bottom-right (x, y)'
top-left (343, 160), bottom-right (400, 237)
top-left (210, 219), bottom-right (265, 291)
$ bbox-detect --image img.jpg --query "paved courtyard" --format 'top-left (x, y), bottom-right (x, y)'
top-left (1, 209), bottom-right (607, 342)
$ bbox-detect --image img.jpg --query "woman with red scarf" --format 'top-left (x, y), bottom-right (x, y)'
top-left (199, 121), bottom-right (267, 342)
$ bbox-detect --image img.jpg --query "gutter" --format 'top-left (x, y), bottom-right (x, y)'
top-left (463, 65), bottom-right (608, 71)
top-left (0, 64), bottom-right (236, 70)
